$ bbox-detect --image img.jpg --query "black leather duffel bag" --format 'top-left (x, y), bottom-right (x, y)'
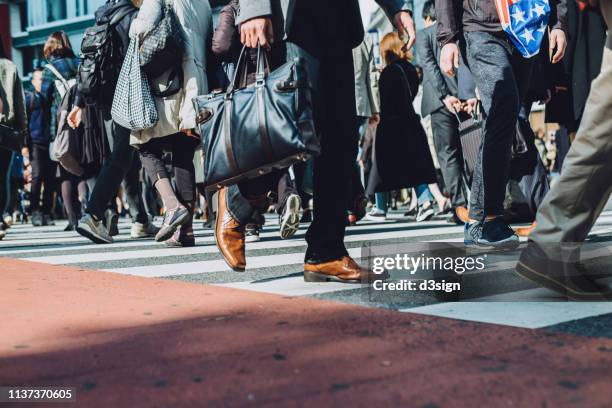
top-left (193, 46), bottom-right (320, 192)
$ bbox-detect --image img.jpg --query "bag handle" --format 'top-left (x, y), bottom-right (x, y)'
top-left (226, 44), bottom-right (271, 97)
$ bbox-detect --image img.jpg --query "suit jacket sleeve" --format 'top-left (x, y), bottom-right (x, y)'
top-left (417, 29), bottom-right (450, 102)
top-left (236, 0), bottom-right (272, 25)
top-left (374, 0), bottom-right (413, 21)
top-left (549, 0), bottom-right (568, 33)
top-left (435, 0), bottom-right (460, 46)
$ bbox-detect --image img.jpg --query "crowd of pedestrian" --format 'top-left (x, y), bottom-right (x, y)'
top-left (0, 0), bottom-right (610, 298)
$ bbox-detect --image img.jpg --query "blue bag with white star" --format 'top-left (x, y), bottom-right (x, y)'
top-left (495, 0), bottom-right (551, 57)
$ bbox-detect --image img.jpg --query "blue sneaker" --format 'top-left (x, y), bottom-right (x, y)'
top-left (464, 218), bottom-right (519, 249)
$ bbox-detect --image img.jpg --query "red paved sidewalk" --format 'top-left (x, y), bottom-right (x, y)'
top-left (1, 258), bottom-right (611, 407)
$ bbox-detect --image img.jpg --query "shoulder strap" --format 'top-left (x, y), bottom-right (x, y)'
top-left (108, 5), bottom-right (134, 27)
top-left (46, 63), bottom-right (70, 89)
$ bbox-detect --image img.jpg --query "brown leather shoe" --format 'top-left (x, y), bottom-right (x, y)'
top-left (455, 206), bottom-right (471, 223)
top-left (215, 188), bottom-right (246, 272)
top-left (515, 221), bottom-right (536, 237)
top-left (304, 256), bottom-right (388, 283)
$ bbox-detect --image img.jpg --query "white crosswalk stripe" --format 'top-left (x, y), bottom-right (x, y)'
top-left (2, 210), bottom-right (612, 329)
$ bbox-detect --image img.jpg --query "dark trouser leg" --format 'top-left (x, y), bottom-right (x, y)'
top-left (305, 49), bottom-right (357, 262)
top-left (29, 144), bottom-right (45, 212)
top-left (87, 118), bottom-right (135, 220)
top-left (123, 154), bottom-right (149, 224)
top-left (60, 167), bottom-right (81, 226)
top-left (170, 134), bottom-right (198, 206)
top-left (275, 171), bottom-right (298, 214)
top-left (0, 149), bottom-right (11, 215)
top-left (511, 103), bottom-right (550, 217)
top-left (139, 138), bottom-right (170, 184)
top-left (41, 161), bottom-right (57, 215)
top-left (431, 108), bottom-right (467, 208)
top-left (464, 31), bottom-right (532, 221)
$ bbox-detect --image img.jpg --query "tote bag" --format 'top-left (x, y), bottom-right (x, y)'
top-left (111, 37), bottom-right (158, 131)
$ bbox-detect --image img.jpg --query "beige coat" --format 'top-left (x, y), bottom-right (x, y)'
top-left (129, 0), bottom-right (211, 145)
top-left (0, 58), bottom-right (28, 133)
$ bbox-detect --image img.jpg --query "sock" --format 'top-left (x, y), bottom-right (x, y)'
top-left (155, 178), bottom-right (180, 210)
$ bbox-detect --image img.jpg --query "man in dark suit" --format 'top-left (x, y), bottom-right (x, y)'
top-left (416, 0), bottom-right (468, 224)
top-left (214, 0), bottom-right (415, 282)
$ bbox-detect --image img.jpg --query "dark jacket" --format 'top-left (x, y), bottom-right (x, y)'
top-left (237, 0), bottom-right (411, 57)
top-left (417, 23), bottom-right (458, 117)
top-left (436, 0), bottom-right (568, 46)
top-left (25, 90), bottom-right (50, 145)
top-left (366, 59), bottom-right (436, 194)
top-left (545, 1), bottom-right (607, 129)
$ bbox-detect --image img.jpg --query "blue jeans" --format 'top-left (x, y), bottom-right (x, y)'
top-left (416, 184), bottom-right (433, 205)
top-left (464, 31), bottom-right (532, 221)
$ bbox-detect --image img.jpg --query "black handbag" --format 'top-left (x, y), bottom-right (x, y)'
top-left (0, 124), bottom-right (24, 152)
top-left (139, 1), bottom-right (185, 80)
top-left (193, 46), bottom-right (320, 192)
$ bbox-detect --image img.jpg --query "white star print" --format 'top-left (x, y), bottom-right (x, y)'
top-left (511, 7), bottom-right (526, 23)
top-left (537, 21), bottom-right (547, 33)
top-left (532, 3), bottom-right (546, 17)
top-left (521, 28), bottom-right (535, 43)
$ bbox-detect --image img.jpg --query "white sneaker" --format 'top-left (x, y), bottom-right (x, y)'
top-left (3, 214), bottom-right (13, 227)
top-left (131, 222), bottom-right (160, 238)
top-left (365, 208), bottom-right (386, 222)
top-left (279, 194), bottom-right (301, 239)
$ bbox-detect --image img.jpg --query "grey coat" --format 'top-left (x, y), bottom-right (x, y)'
top-left (416, 23), bottom-right (458, 117)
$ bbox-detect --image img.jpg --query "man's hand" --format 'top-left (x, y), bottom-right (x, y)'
top-left (550, 29), bottom-right (567, 64)
top-left (240, 17), bottom-right (274, 49)
top-left (443, 95), bottom-right (461, 113)
top-left (67, 106), bottom-right (83, 129)
top-left (440, 43), bottom-right (460, 76)
top-left (393, 11), bottom-right (416, 50)
top-left (464, 98), bottom-right (478, 115)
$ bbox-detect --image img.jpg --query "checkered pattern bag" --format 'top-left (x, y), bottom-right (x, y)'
top-left (111, 37), bottom-right (158, 131)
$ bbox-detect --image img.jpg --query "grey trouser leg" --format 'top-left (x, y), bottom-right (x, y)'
top-left (532, 47), bottom-right (612, 243)
top-left (431, 108), bottom-right (467, 208)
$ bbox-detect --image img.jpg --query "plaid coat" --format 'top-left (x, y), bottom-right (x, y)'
top-left (42, 56), bottom-right (79, 140)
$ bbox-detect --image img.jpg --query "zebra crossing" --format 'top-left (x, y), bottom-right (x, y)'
top-left (2, 211), bottom-right (612, 332)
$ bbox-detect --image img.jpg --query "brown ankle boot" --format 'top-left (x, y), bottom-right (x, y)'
top-left (455, 206), bottom-right (471, 223)
top-left (515, 221), bottom-right (536, 237)
top-left (304, 256), bottom-right (388, 283)
top-left (215, 188), bottom-right (246, 272)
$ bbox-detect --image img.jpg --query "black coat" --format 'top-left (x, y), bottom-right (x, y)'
top-left (545, 2), bottom-right (607, 129)
top-left (366, 60), bottom-right (437, 195)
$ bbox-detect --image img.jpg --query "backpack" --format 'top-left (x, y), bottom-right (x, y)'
top-left (45, 63), bottom-right (77, 100)
top-left (77, 3), bottom-right (134, 104)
